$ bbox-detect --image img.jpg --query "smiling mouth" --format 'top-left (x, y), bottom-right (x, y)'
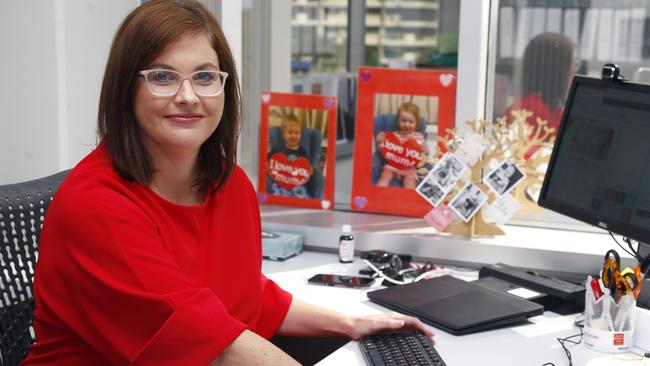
top-left (166, 114), bottom-right (204, 123)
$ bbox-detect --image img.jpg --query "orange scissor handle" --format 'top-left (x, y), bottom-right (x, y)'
top-left (634, 265), bottom-right (644, 299)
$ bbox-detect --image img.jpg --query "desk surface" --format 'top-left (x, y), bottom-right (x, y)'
top-left (263, 251), bottom-right (650, 366)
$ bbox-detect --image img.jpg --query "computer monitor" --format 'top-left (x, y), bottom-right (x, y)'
top-left (538, 75), bottom-right (650, 254)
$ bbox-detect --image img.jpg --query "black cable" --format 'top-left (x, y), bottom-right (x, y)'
top-left (623, 236), bottom-right (641, 260)
top-left (609, 232), bottom-right (638, 259)
top-left (542, 323), bottom-right (583, 366)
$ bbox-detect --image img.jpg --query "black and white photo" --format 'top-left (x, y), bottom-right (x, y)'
top-left (449, 182), bottom-right (488, 222)
top-left (483, 160), bottom-right (525, 196)
top-left (416, 174), bottom-right (446, 207)
top-left (430, 153), bottom-right (467, 191)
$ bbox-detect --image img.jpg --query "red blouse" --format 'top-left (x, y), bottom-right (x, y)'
top-left (22, 145), bottom-right (292, 365)
top-left (502, 93), bottom-right (564, 138)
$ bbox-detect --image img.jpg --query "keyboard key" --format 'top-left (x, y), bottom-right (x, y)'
top-left (358, 331), bottom-right (446, 366)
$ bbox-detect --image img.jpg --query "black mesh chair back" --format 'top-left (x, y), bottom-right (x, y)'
top-left (0, 171), bottom-right (69, 366)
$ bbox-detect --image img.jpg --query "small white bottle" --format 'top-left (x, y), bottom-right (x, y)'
top-left (338, 224), bottom-right (355, 263)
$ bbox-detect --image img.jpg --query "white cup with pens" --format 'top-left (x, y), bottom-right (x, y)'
top-left (584, 250), bottom-right (640, 353)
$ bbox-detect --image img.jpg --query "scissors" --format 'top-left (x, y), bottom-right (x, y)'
top-left (601, 249), bottom-right (639, 297)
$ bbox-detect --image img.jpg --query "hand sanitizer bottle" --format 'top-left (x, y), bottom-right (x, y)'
top-left (338, 225), bottom-right (354, 263)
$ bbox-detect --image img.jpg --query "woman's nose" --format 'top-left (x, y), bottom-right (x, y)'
top-left (175, 79), bottom-right (199, 105)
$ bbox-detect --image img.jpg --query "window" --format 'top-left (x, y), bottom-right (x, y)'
top-left (489, 0), bottom-right (650, 230)
top-left (289, 0), bottom-right (460, 208)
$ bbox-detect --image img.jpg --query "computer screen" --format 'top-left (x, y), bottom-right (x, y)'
top-left (538, 75), bottom-right (650, 245)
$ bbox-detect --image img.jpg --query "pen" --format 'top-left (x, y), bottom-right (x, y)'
top-left (590, 278), bottom-right (603, 300)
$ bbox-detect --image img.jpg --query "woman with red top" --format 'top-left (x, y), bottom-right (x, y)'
top-left (502, 33), bottom-right (577, 141)
top-left (22, 1), bottom-right (431, 365)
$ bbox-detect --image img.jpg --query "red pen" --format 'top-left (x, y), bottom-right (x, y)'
top-left (591, 278), bottom-right (603, 300)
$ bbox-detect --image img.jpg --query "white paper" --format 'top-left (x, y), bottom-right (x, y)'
top-left (455, 133), bottom-right (490, 167)
top-left (579, 9), bottom-right (599, 61)
top-left (515, 7), bottom-right (533, 58)
top-left (482, 195), bottom-right (521, 226)
top-left (508, 287), bottom-right (541, 299)
top-left (563, 9), bottom-right (580, 49)
top-left (596, 8), bottom-right (614, 61)
top-left (628, 8), bottom-right (646, 62)
top-left (545, 8), bottom-right (562, 34)
top-left (612, 9), bottom-right (631, 62)
top-left (512, 315), bottom-right (575, 338)
top-left (499, 7), bottom-right (515, 58)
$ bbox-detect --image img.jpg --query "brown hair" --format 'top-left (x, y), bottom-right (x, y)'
top-left (397, 102), bottom-right (421, 129)
top-left (97, 0), bottom-right (240, 193)
top-left (281, 114), bottom-right (303, 132)
top-left (522, 32), bottom-right (575, 108)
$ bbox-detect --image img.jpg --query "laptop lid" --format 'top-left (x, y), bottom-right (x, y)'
top-left (367, 275), bottom-right (543, 335)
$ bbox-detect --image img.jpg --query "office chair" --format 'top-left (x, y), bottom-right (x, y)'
top-left (372, 114), bottom-right (428, 186)
top-left (0, 170), bottom-right (69, 366)
top-left (267, 126), bottom-right (325, 198)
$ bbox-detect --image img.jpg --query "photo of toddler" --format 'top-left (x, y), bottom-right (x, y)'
top-left (376, 102), bottom-right (430, 189)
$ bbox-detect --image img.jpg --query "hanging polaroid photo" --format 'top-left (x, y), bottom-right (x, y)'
top-left (449, 182), bottom-right (489, 222)
top-left (482, 194), bottom-right (521, 226)
top-left (416, 172), bottom-right (447, 207)
top-left (483, 160), bottom-right (525, 196)
top-left (455, 132), bottom-right (490, 167)
top-left (429, 153), bottom-right (467, 192)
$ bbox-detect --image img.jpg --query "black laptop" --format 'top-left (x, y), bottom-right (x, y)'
top-left (367, 275), bottom-right (544, 335)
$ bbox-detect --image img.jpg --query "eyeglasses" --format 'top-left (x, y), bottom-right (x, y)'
top-left (138, 69), bottom-right (228, 97)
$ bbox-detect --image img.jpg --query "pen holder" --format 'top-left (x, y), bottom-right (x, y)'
top-left (584, 275), bottom-right (636, 353)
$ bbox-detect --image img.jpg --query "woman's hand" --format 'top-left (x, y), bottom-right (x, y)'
top-left (346, 312), bottom-right (434, 341)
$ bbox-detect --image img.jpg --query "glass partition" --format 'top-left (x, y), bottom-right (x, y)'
top-left (289, 0), bottom-right (460, 209)
top-left (490, 0), bottom-right (650, 230)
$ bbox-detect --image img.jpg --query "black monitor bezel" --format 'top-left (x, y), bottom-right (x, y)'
top-left (538, 75), bottom-right (650, 244)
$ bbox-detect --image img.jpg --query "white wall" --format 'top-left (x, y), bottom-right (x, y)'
top-left (1, 0), bottom-right (137, 184)
top-left (1, 1), bottom-right (59, 184)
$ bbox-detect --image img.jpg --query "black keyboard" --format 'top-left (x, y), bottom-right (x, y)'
top-left (358, 331), bottom-right (446, 366)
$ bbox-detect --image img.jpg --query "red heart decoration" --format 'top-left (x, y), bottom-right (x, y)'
top-left (268, 153), bottom-right (312, 190)
top-left (379, 132), bottom-right (423, 170)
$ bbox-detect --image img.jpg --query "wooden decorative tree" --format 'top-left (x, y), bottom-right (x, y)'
top-left (430, 109), bottom-right (555, 237)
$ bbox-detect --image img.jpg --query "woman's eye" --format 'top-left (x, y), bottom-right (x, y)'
top-left (194, 72), bottom-right (216, 83)
top-left (152, 71), bottom-right (176, 83)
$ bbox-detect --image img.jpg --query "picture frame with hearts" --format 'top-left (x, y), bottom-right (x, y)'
top-left (351, 67), bottom-right (457, 217)
top-left (258, 92), bottom-right (337, 210)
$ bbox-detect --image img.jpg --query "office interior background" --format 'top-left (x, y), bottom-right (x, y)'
top-left (3, 0), bottom-right (650, 270)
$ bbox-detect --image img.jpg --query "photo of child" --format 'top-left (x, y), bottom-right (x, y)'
top-left (376, 102), bottom-right (430, 189)
top-left (484, 160), bottom-right (525, 196)
top-left (429, 153), bottom-right (466, 192)
top-left (267, 114), bottom-right (314, 198)
top-left (415, 175), bottom-right (446, 207)
top-left (449, 182), bottom-right (489, 222)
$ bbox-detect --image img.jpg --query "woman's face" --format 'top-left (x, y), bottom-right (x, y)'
top-left (398, 110), bottom-right (417, 136)
top-left (134, 33), bottom-right (224, 154)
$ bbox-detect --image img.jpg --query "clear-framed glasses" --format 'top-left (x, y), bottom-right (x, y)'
top-left (138, 69), bottom-right (228, 97)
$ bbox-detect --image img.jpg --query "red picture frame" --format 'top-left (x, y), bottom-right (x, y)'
top-left (258, 92), bottom-right (337, 210)
top-left (351, 67), bottom-right (457, 217)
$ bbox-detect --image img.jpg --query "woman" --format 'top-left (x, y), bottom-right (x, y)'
top-left (502, 32), bottom-right (577, 138)
top-left (22, 1), bottom-right (431, 365)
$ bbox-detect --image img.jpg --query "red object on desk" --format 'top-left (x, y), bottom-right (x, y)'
top-left (591, 278), bottom-right (603, 300)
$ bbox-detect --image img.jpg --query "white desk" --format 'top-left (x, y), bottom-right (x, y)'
top-left (263, 251), bottom-right (650, 366)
